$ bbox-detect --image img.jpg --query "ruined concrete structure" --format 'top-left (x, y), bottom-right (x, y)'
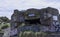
top-left (10, 7), bottom-right (60, 37)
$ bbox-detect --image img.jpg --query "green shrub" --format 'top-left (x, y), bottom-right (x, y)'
top-left (1, 25), bottom-right (9, 29)
top-left (19, 31), bottom-right (36, 37)
top-left (19, 31), bottom-right (48, 37)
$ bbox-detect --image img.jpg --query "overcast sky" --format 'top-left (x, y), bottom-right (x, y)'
top-left (0, 0), bottom-right (60, 19)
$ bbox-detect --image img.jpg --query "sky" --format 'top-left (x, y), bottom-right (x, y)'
top-left (0, 0), bottom-right (60, 19)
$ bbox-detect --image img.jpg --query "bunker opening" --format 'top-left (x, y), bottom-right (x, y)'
top-left (25, 18), bottom-right (41, 25)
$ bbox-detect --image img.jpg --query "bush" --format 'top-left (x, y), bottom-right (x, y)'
top-left (19, 31), bottom-right (36, 37)
top-left (19, 31), bottom-right (48, 37)
top-left (35, 32), bottom-right (47, 37)
top-left (1, 25), bottom-right (9, 29)
top-left (1, 23), bottom-right (10, 29)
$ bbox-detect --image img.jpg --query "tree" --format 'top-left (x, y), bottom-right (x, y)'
top-left (0, 16), bottom-right (10, 23)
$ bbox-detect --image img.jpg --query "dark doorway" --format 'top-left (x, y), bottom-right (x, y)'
top-left (25, 18), bottom-right (41, 25)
